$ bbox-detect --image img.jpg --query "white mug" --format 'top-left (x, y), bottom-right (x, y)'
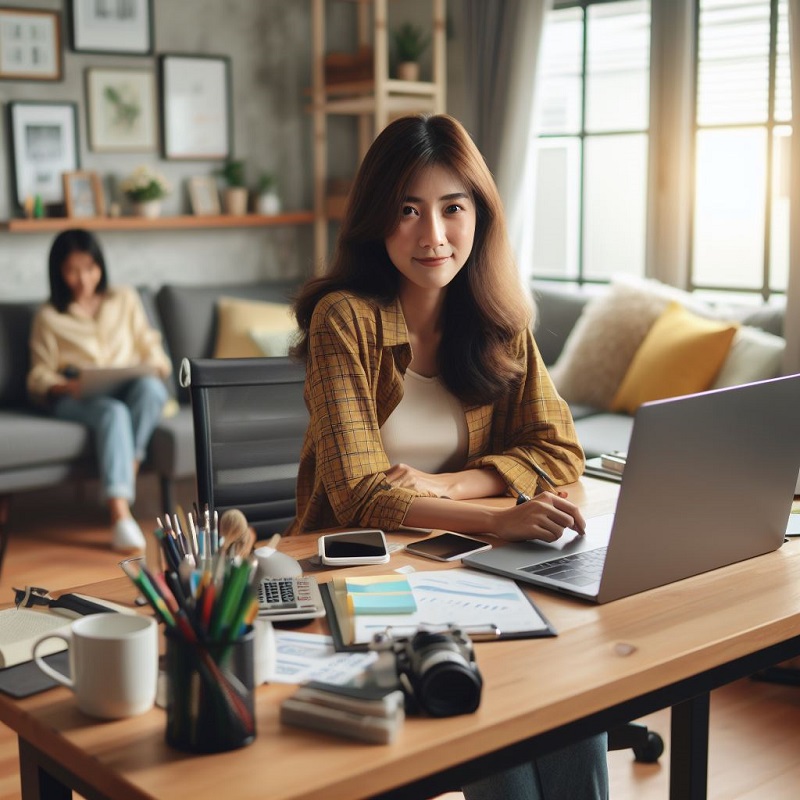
top-left (33, 613), bottom-right (158, 719)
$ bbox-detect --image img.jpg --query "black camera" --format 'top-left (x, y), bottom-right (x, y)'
top-left (370, 626), bottom-right (483, 717)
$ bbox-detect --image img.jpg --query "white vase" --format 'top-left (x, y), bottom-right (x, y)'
top-left (256, 191), bottom-right (281, 215)
top-left (133, 200), bottom-right (162, 219)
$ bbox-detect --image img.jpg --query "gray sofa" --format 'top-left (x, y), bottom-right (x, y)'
top-left (531, 282), bottom-right (787, 458)
top-left (0, 280), bottom-right (298, 566)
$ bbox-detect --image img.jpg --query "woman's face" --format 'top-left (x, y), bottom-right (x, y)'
top-left (384, 164), bottom-right (476, 295)
top-left (61, 251), bottom-right (102, 304)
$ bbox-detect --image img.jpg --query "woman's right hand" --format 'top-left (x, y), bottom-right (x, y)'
top-left (493, 491), bottom-right (586, 543)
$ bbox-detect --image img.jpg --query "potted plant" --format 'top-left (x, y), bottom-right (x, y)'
top-left (255, 172), bottom-right (281, 215)
top-left (217, 159), bottom-right (248, 215)
top-left (391, 22), bottom-right (430, 81)
top-left (119, 165), bottom-right (171, 218)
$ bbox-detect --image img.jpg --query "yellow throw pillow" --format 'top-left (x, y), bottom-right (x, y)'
top-left (213, 296), bottom-right (295, 359)
top-left (610, 302), bottom-right (738, 414)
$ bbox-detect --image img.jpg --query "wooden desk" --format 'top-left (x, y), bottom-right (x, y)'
top-left (2, 478), bottom-right (799, 800)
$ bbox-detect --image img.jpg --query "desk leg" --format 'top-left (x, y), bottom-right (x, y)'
top-left (669, 693), bottom-right (710, 800)
top-left (19, 739), bottom-right (71, 800)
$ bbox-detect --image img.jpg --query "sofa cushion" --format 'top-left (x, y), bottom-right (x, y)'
top-left (711, 325), bottom-right (785, 389)
top-left (0, 412), bottom-right (92, 470)
top-left (146, 407), bottom-right (196, 481)
top-left (0, 301), bottom-right (38, 408)
top-left (610, 302), bottom-right (737, 414)
top-left (547, 281), bottom-right (670, 409)
top-left (212, 297), bottom-right (296, 358)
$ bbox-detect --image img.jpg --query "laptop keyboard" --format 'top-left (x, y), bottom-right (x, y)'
top-left (521, 547), bottom-right (608, 587)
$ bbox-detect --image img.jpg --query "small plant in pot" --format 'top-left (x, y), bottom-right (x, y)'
top-left (120, 165), bottom-right (171, 218)
top-left (217, 159), bottom-right (248, 215)
top-left (392, 22), bottom-right (430, 81)
top-left (256, 172), bottom-right (281, 215)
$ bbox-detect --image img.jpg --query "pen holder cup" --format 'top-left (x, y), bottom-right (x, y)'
top-left (164, 628), bottom-right (256, 753)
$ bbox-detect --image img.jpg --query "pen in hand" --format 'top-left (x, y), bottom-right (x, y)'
top-left (514, 466), bottom-right (587, 537)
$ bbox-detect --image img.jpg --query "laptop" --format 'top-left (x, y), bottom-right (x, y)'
top-left (463, 374), bottom-right (800, 604)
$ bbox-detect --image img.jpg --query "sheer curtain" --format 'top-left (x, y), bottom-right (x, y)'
top-left (463, 0), bottom-right (552, 283)
top-left (785, 0), bottom-right (800, 374)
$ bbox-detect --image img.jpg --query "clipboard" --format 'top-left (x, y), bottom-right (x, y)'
top-left (320, 568), bottom-right (557, 652)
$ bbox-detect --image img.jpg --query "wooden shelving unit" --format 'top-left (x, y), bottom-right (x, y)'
top-left (309, 0), bottom-right (446, 271)
top-left (0, 211), bottom-right (315, 234)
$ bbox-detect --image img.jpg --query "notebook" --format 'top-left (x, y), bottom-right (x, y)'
top-left (463, 374), bottom-right (800, 604)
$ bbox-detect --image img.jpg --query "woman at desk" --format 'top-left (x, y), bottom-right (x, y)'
top-left (27, 228), bottom-right (171, 554)
top-left (290, 114), bottom-right (607, 799)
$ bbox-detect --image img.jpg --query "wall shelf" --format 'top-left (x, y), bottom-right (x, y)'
top-left (0, 211), bottom-right (315, 234)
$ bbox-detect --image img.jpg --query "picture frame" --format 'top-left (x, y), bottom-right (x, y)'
top-left (63, 171), bottom-right (105, 218)
top-left (86, 67), bottom-right (157, 152)
top-left (69, 0), bottom-right (153, 56)
top-left (0, 7), bottom-right (62, 81)
top-left (160, 54), bottom-right (232, 161)
top-left (188, 176), bottom-right (221, 216)
top-left (8, 101), bottom-right (79, 207)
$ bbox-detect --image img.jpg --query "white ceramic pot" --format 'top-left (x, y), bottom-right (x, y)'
top-left (256, 191), bottom-right (281, 215)
top-left (132, 200), bottom-right (162, 219)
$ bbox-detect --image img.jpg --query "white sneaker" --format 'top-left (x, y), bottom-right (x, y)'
top-left (112, 518), bottom-right (146, 553)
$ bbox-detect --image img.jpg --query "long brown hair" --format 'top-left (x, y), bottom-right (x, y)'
top-left (293, 114), bottom-right (530, 405)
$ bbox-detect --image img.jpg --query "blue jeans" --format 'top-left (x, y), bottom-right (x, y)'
top-left (53, 376), bottom-right (168, 503)
top-left (462, 733), bottom-right (609, 800)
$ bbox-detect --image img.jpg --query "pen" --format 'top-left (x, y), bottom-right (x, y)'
top-left (519, 466), bottom-right (587, 537)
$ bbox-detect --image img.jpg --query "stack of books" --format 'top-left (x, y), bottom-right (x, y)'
top-left (280, 680), bottom-right (405, 744)
top-left (583, 451), bottom-right (627, 482)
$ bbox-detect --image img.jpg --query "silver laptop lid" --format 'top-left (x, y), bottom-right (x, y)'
top-left (596, 373), bottom-right (800, 602)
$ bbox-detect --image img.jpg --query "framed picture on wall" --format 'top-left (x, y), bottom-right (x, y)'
top-left (63, 171), bottom-right (105, 218)
top-left (160, 54), bottom-right (231, 161)
top-left (0, 7), bottom-right (62, 81)
top-left (86, 67), bottom-right (157, 152)
top-left (8, 101), bottom-right (79, 207)
top-left (188, 176), bottom-right (221, 216)
top-left (69, 0), bottom-right (153, 55)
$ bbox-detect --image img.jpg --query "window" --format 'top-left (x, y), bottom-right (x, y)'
top-left (534, 1), bottom-right (651, 283)
top-left (692, 0), bottom-right (791, 299)
top-left (534, 0), bottom-right (791, 302)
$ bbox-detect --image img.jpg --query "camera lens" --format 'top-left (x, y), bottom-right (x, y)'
top-left (416, 659), bottom-right (482, 717)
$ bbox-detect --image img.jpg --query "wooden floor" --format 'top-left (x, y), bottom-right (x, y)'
top-left (1, 480), bottom-right (799, 799)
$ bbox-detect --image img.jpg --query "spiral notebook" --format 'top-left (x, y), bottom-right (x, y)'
top-left (321, 568), bottom-right (556, 652)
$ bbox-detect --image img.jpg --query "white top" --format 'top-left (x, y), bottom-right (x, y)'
top-left (380, 369), bottom-right (469, 474)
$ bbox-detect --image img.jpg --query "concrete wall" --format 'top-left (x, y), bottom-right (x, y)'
top-left (1, 0), bottom-right (468, 301)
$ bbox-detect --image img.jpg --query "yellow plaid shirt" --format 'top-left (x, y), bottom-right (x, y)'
top-left (288, 290), bottom-right (584, 535)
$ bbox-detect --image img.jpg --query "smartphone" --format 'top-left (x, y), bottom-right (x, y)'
top-left (318, 529), bottom-right (390, 566)
top-left (405, 532), bottom-right (492, 562)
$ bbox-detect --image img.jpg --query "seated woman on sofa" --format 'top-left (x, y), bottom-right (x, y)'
top-left (26, 229), bottom-right (171, 553)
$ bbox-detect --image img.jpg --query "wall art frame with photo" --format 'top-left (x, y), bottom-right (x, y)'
top-left (0, 7), bottom-right (62, 81)
top-left (69, 0), bottom-right (153, 56)
top-left (159, 53), bottom-right (232, 161)
top-left (188, 176), bottom-right (221, 216)
top-left (86, 67), bottom-right (157, 152)
top-left (63, 170), bottom-right (105, 218)
top-left (8, 101), bottom-right (80, 209)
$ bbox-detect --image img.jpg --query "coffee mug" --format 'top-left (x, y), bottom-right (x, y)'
top-left (253, 545), bottom-right (302, 580)
top-left (32, 613), bottom-right (158, 719)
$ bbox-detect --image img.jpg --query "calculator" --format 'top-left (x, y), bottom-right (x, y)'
top-left (256, 576), bottom-right (326, 622)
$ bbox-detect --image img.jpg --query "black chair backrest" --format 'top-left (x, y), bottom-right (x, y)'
top-left (181, 357), bottom-right (307, 538)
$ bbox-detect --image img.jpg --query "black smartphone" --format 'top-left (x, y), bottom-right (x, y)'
top-left (404, 533), bottom-right (492, 562)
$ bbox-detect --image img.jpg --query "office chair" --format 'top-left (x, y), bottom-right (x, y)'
top-left (180, 356), bottom-right (308, 538)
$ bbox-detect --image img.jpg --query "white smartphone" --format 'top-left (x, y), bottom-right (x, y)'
top-left (404, 532), bottom-right (492, 562)
top-left (318, 529), bottom-right (390, 566)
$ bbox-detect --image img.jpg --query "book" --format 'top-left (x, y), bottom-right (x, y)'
top-left (0, 608), bottom-right (72, 669)
top-left (321, 568), bottom-right (556, 651)
top-left (583, 457), bottom-right (623, 483)
top-left (600, 451), bottom-right (627, 474)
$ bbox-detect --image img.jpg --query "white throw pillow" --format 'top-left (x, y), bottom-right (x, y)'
top-left (710, 325), bottom-right (785, 389)
top-left (248, 328), bottom-right (297, 357)
top-left (549, 280), bottom-right (671, 409)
